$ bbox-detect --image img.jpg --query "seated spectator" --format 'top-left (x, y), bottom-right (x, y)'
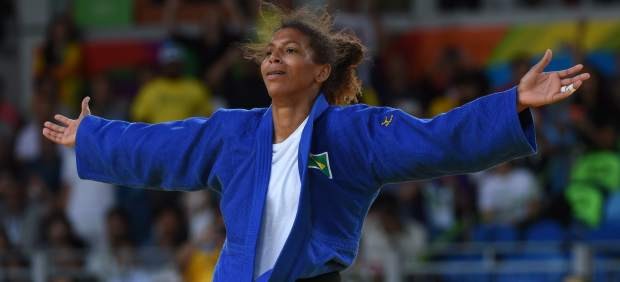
top-left (88, 74), bottom-right (129, 120)
top-left (476, 162), bottom-right (541, 225)
top-left (40, 212), bottom-right (88, 280)
top-left (88, 207), bottom-right (150, 282)
top-left (428, 70), bottom-right (488, 117)
top-left (33, 14), bottom-right (83, 115)
top-left (179, 210), bottom-right (225, 282)
top-left (359, 193), bottom-right (427, 281)
top-left (130, 41), bottom-right (213, 123)
top-left (0, 170), bottom-right (41, 251)
top-left (15, 77), bottom-right (58, 164)
top-left (60, 147), bottom-right (114, 250)
top-left (164, 0), bottom-right (244, 88)
top-left (182, 190), bottom-right (216, 242)
top-left (138, 205), bottom-right (188, 281)
top-left (0, 226), bottom-right (30, 282)
top-left (423, 175), bottom-right (478, 240)
top-left (15, 78), bottom-right (63, 200)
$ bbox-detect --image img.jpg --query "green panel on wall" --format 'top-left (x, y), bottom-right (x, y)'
top-left (73, 0), bottom-right (133, 28)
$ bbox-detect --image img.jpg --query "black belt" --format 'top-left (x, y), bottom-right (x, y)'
top-left (296, 272), bottom-right (341, 282)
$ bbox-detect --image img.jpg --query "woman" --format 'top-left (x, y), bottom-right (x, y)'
top-left (42, 5), bottom-right (590, 282)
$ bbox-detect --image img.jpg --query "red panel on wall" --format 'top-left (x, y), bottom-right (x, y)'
top-left (83, 40), bottom-right (158, 76)
top-left (398, 26), bottom-right (508, 78)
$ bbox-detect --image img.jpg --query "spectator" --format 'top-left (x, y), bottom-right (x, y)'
top-left (88, 75), bottom-right (129, 120)
top-left (60, 147), bottom-right (114, 250)
top-left (428, 69), bottom-right (488, 117)
top-left (218, 58), bottom-right (271, 109)
top-left (163, 0), bottom-right (271, 109)
top-left (15, 78), bottom-right (63, 200)
top-left (179, 210), bottom-right (225, 282)
top-left (15, 78), bottom-right (58, 164)
top-left (33, 14), bottom-right (83, 115)
top-left (88, 207), bottom-right (149, 282)
top-left (0, 226), bottom-right (30, 282)
top-left (164, 0), bottom-right (244, 89)
top-left (138, 205), bottom-right (187, 281)
top-left (40, 212), bottom-right (88, 279)
top-left (130, 41), bottom-right (214, 123)
top-left (376, 54), bottom-right (422, 114)
top-left (571, 68), bottom-right (618, 146)
top-left (476, 162), bottom-right (542, 225)
top-left (0, 170), bottom-right (40, 251)
top-left (331, 0), bottom-right (381, 85)
top-left (14, 77), bottom-right (64, 203)
top-left (181, 190), bottom-right (216, 242)
top-left (417, 175), bottom-right (478, 241)
top-left (359, 193), bottom-right (427, 282)
top-left (538, 100), bottom-right (578, 195)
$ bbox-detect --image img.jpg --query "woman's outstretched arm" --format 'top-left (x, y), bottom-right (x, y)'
top-left (359, 49), bottom-right (590, 184)
top-left (43, 97), bottom-right (225, 190)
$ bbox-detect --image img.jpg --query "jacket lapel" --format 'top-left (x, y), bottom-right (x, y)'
top-left (246, 105), bottom-right (274, 280)
top-left (269, 94), bottom-right (330, 280)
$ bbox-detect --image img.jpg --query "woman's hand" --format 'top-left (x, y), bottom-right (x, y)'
top-left (42, 97), bottom-right (91, 147)
top-left (517, 49), bottom-right (590, 112)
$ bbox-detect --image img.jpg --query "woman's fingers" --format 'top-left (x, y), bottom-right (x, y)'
top-left (42, 128), bottom-right (63, 143)
top-left (532, 49), bottom-right (553, 73)
top-left (54, 114), bottom-right (72, 126)
top-left (44, 121), bottom-right (65, 133)
top-left (560, 73), bottom-right (591, 86)
top-left (558, 64), bottom-right (583, 78)
top-left (81, 96), bottom-right (91, 116)
top-left (554, 80), bottom-right (584, 101)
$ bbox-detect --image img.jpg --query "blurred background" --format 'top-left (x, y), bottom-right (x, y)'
top-left (1, 0), bottom-right (620, 281)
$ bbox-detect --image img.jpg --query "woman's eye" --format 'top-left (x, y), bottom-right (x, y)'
top-left (286, 48), bottom-right (297, 54)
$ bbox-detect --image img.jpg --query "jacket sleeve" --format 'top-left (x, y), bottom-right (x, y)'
top-left (74, 111), bottom-right (227, 190)
top-left (366, 87), bottom-right (537, 184)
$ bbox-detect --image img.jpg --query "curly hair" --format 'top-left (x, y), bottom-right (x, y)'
top-left (243, 3), bottom-right (367, 105)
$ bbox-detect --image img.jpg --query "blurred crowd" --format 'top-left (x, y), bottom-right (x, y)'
top-left (1, 0), bottom-right (620, 281)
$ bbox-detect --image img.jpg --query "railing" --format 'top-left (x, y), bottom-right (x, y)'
top-left (0, 248), bottom-right (181, 282)
top-left (344, 241), bottom-right (620, 282)
top-left (2, 242), bottom-right (619, 281)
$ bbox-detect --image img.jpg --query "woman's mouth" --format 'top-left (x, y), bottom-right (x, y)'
top-left (266, 70), bottom-right (287, 79)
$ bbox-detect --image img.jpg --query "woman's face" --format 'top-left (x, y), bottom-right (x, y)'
top-left (261, 28), bottom-right (329, 100)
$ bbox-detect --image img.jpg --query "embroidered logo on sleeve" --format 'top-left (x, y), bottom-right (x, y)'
top-left (381, 114), bottom-right (394, 127)
top-left (308, 152), bottom-right (333, 179)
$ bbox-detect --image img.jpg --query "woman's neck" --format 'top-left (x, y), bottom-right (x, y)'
top-left (271, 93), bottom-right (316, 144)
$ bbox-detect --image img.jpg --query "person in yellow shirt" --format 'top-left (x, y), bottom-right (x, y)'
top-left (34, 15), bottom-right (84, 115)
top-left (131, 41), bottom-right (213, 123)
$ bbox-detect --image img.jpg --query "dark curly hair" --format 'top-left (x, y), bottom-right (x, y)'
top-left (243, 3), bottom-right (366, 105)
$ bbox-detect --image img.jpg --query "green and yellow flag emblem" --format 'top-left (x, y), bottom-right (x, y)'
top-left (308, 152), bottom-right (332, 179)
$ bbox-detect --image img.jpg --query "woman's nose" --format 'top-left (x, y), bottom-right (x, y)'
top-left (269, 52), bottom-right (282, 64)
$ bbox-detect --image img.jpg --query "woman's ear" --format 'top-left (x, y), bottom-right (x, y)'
top-left (315, 64), bottom-right (331, 83)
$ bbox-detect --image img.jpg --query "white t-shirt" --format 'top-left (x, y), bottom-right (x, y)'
top-left (61, 148), bottom-right (114, 249)
top-left (477, 168), bottom-right (540, 224)
top-left (254, 117), bottom-right (308, 279)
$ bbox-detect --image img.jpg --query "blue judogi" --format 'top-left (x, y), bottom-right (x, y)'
top-left (75, 87), bottom-right (537, 281)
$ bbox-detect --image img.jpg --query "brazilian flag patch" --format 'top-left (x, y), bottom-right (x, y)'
top-left (308, 152), bottom-right (332, 179)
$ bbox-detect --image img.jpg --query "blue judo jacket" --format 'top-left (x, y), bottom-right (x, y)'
top-left (75, 87), bottom-right (537, 281)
